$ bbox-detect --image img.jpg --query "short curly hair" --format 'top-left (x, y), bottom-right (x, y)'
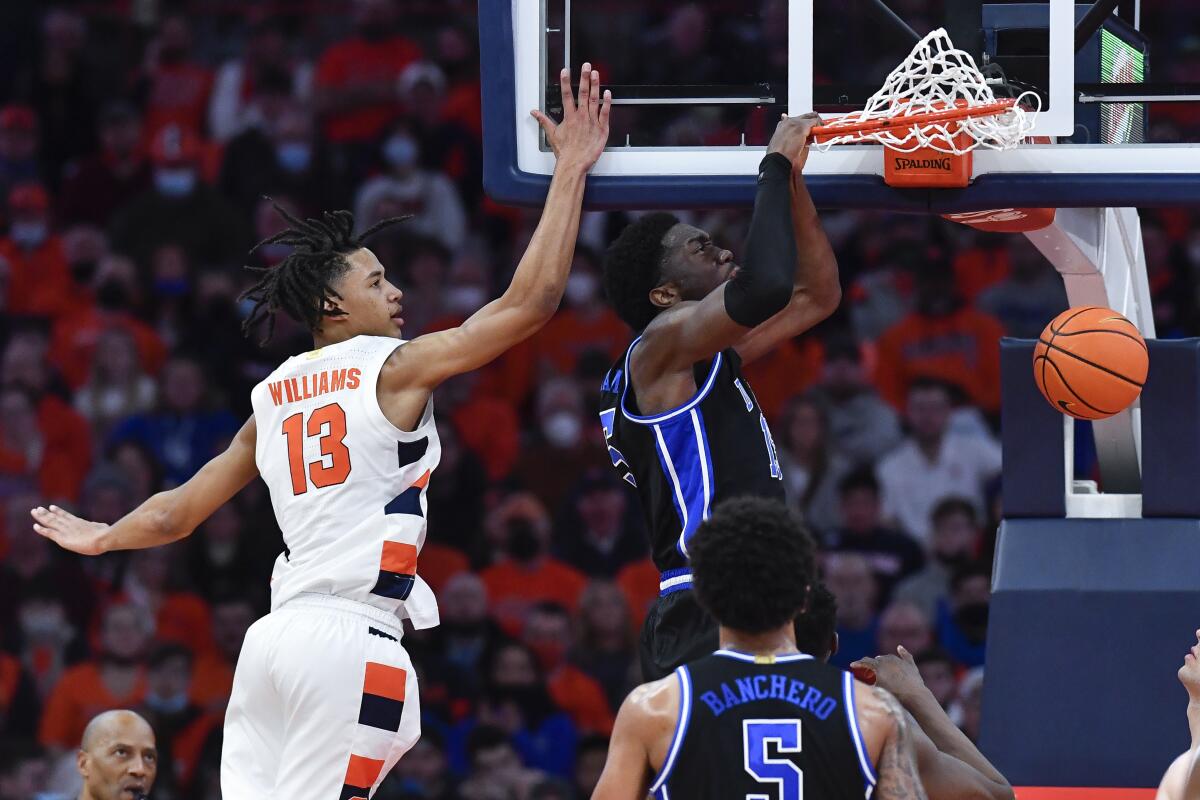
top-left (602, 212), bottom-right (679, 331)
top-left (793, 583), bottom-right (837, 660)
top-left (690, 497), bottom-right (817, 634)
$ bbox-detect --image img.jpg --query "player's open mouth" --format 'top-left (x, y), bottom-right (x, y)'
top-left (391, 307), bottom-right (404, 327)
top-left (121, 785), bottom-right (147, 798)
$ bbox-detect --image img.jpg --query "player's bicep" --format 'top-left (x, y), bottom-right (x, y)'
top-left (167, 415), bottom-right (259, 534)
top-left (641, 285), bottom-right (751, 372)
top-left (591, 697), bottom-right (655, 800)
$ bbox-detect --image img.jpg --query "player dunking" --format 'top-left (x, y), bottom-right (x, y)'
top-left (30, 64), bottom-right (610, 799)
top-left (591, 497), bottom-right (926, 799)
top-left (599, 114), bottom-right (841, 680)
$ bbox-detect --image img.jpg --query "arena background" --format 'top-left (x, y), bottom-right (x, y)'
top-left (0, 1), bottom-right (1196, 797)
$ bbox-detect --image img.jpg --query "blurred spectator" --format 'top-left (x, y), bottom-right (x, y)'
top-left (109, 125), bottom-right (246, 274)
top-left (978, 237), bottom-right (1069, 339)
top-left (808, 335), bottom-right (903, 465)
top-left (208, 16), bottom-right (314, 143)
top-left (573, 734), bottom-right (610, 799)
top-left (740, 335), bottom-right (824, 424)
top-left (313, 0), bottom-right (422, 154)
top-left (0, 622), bottom-right (38, 739)
top-left (442, 370), bottom-right (520, 482)
top-left (514, 378), bottom-right (603, 516)
top-left (825, 469), bottom-right (924, 604)
top-left (400, 61), bottom-right (483, 206)
top-left (936, 562), bottom-right (992, 669)
top-left (0, 105), bottom-right (43, 199)
top-left (115, 547), bottom-right (215, 656)
top-left (0, 740), bottom-right (51, 798)
top-left (59, 103), bottom-right (151, 228)
top-left (572, 581), bottom-right (636, 712)
top-left (107, 356), bottom-right (240, 486)
top-left (108, 441), bottom-right (163, 505)
top-left (554, 468), bottom-right (646, 579)
top-left (480, 493), bottom-right (588, 636)
top-left (424, 420), bottom-right (487, 563)
top-left (50, 254), bottom-right (167, 390)
top-left (11, 586), bottom-right (79, 708)
top-left (824, 552), bottom-right (880, 669)
top-left (777, 394), bottom-right (851, 535)
top-left (60, 224), bottom-right (110, 295)
top-left (73, 327), bottom-right (157, 441)
top-left (452, 642), bottom-right (577, 779)
top-left (876, 600), bottom-right (934, 659)
top-left (894, 497), bottom-right (983, 620)
top-left (25, 9), bottom-right (96, 176)
top-left (458, 725), bottom-right (546, 800)
top-left (1, 181), bottom-right (72, 319)
top-left (536, 246), bottom-right (626, 377)
top-left (641, 5), bottom-right (725, 87)
top-left (615, 558), bottom-right (659, 629)
top-left (914, 646), bottom-right (960, 710)
top-left (874, 256), bottom-right (1006, 413)
top-left (137, 15), bottom-right (213, 139)
top-left (354, 119), bottom-right (468, 253)
top-left (422, 572), bottom-right (505, 704)
top-left (877, 379), bottom-right (1001, 544)
top-left (186, 503), bottom-right (272, 601)
top-left (951, 667), bottom-right (985, 743)
top-left (380, 728), bottom-right (457, 799)
top-left (0, 381), bottom-right (92, 503)
top-left (187, 593), bottom-right (249, 711)
top-left (137, 644), bottom-right (220, 796)
top-left (39, 603), bottom-right (150, 754)
top-left (0, 490), bottom-right (96, 644)
top-left (219, 92), bottom-right (347, 219)
top-left (522, 603), bottom-right (614, 735)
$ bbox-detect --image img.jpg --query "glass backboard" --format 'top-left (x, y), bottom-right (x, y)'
top-left (479, 0), bottom-right (1200, 211)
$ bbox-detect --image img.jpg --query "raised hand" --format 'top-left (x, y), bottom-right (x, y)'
top-left (30, 504), bottom-right (110, 556)
top-left (850, 645), bottom-right (929, 705)
top-left (530, 62), bottom-right (612, 173)
top-left (767, 112), bottom-right (823, 172)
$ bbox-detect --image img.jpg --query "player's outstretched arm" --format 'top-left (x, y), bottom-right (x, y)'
top-left (634, 114), bottom-right (838, 377)
top-left (386, 63), bottom-right (610, 392)
top-left (853, 648), bottom-right (1014, 800)
top-left (734, 119), bottom-right (841, 366)
top-left (31, 416), bottom-right (259, 555)
top-left (1159, 630), bottom-right (1200, 800)
top-left (591, 679), bottom-right (676, 800)
top-left (872, 688), bottom-right (931, 800)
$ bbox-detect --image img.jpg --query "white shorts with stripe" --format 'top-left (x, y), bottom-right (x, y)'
top-left (221, 593), bottom-right (421, 799)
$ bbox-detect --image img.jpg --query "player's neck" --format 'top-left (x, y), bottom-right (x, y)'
top-left (718, 624), bottom-right (801, 658)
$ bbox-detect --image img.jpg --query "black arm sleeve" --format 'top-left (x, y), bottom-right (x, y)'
top-left (723, 152), bottom-right (798, 327)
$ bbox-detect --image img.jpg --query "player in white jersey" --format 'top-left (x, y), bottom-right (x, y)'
top-left (30, 64), bottom-right (611, 799)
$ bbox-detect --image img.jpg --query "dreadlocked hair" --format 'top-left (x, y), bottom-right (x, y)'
top-left (239, 202), bottom-right (410, 343)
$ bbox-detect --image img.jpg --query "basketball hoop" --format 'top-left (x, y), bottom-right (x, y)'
top-left (808, 28), bottom-right (1042, 189)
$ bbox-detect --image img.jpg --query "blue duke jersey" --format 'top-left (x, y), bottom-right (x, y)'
top-left (599, 338), bottom-right (787, 575)
top-left (650, 650), bottom-right (877, 800)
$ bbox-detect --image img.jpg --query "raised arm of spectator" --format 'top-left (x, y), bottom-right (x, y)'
top-left (853, 647), bottom-right (1014, 800)
top-left (382, 64), bottom-right (610, 391)
top-left (30, 416), bottom-right (259, 554)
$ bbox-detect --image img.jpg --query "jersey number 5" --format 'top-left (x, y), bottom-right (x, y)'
top-left (743, 719), bottom-right (803, 800)
top-left (282, 403), bottom-right (352, 495)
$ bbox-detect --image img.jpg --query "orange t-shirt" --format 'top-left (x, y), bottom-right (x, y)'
top-left (39, 663), bottom-right (148, 748)
top-left (741, 337), bottom-right (824, 423)
top-left (548, 665), bottom-right (614, 735)
top-left (156, 593), bottom-right (217, 655)
top-left (0, 236), bottom-right (72, 319)
top-left (874, 308), bottom-right (1006, 413)
top-left (50, 307), bottom-right (168, 389)
top-left (536, 308), bottom-right (628, 377)
top-left (418, 542), bottom-right (469, 594)
top-left (953, 246), bottom-right (1010, 303)
top-left (0, 396), bottom-right (93, 502)
top-left (190, 653), bottom-right (235, 711)
top-left (480, 558), bottom-right (589, 637)
top-left (315, 35), bottom-right (422, 142)
top-left (451, 396), bottom-right (520, 482)
top-left (143, 62), bottom-right (213, 138)
top-left (616, 558), bottom-right (660, 628)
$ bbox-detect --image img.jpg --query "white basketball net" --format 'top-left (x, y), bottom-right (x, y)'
top-left (812, 28), bottom-right (1042, 155)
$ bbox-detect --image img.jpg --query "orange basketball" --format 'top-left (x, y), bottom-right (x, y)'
top-left (1032, 306), bottom-right (1148, 420)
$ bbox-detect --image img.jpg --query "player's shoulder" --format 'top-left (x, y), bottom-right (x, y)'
top-left (619, 672), bottom-right (682, 730)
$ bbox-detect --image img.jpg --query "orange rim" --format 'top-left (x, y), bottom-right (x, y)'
top-left (810, 98), bottom-right (1017, 144)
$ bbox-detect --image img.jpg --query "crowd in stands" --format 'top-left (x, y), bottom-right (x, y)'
top-left (0, 1), bottom-right (1197, 798)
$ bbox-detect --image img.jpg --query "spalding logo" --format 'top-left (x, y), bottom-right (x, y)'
top-left (892, 157), bottom-right (952, 171)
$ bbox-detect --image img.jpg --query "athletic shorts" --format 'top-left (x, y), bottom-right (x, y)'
top-left (221, 593), bottom-right (420, 799)
top-left (638, 588), bottom-right (720, 682)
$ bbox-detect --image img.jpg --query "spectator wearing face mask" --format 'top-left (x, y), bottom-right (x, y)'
top-left (513, 377), bottom-right (607, 516)
top-left (936, 562), bottom-right (992, 669)
top-left (480, 493), bottom-right (588, 637)
top-left (1, 182), bottom-right (71, 319)
top-left (108, 125), bottom-right (247, 274)
top-left (354, 120), bottom-right (468, 253)
top-left (59, 103), bottom-right (152, 227)
top-left (136, 644), bottom-right (221, 795)
top-left (535, 246), bottom-right (627, 378)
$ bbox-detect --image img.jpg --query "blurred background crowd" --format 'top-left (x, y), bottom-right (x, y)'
top-left (0, 0), bottom-right (1197, 798)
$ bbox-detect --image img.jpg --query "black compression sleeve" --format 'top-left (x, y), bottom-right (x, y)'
top-left (723, 152), bottom-right (797, 328)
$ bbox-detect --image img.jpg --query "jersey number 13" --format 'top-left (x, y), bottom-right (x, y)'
top-left (282, 403), bottom-right (352, 495)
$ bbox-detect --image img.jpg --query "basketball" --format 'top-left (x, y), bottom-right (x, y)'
top-left (1032, 306), bottom-right (1149, 420)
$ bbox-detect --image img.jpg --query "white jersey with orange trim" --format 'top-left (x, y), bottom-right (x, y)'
top-left (250, 334), bottom-right (440, 629)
